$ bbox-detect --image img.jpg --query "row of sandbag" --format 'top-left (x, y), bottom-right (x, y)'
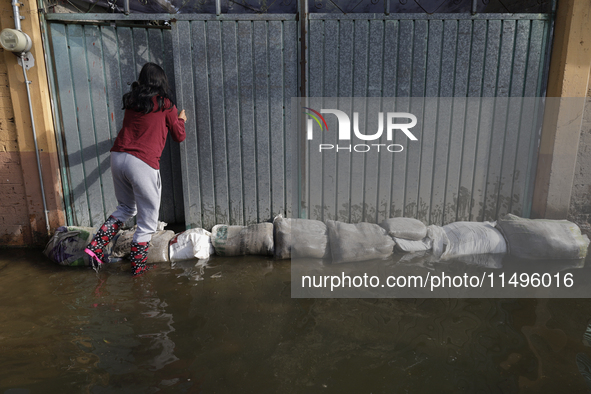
top-left (211, 214), bottom-right (589, 264)
top-left (44, 214), bottom-right (590, 266)
top-left (198, 213), bottom-right (589, 263)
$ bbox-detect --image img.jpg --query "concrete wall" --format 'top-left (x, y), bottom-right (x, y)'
top-left (568, 73), bottom-right (591, 234)
top-left (532, 0), bottom-right (591, 220)
top-left (0, 0), bottom-right (64, 245)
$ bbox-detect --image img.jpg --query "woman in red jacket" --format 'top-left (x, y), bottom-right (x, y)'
top-left (85, 62), bottom-right (187, 276)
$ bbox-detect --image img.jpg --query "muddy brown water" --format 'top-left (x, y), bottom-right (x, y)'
top-left (1, 248), bottom-right (591, 393)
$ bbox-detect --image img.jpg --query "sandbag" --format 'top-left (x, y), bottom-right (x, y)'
top-left (273, 215), bottom-right (330, 259)
top-left (211, 223), bottom-right (274, 256)
top-left (394, 237), bottom-right (432, 253)
top-left (44, 226), bottom-right (116, 266)
top-left (169, 228), bottom-right (214, 261)
top-left (112, 227), bottom-right (176, 263)
top-left (326, 220), bottom-right (395, 264)
top-left (440, 221), bottom-right (506, 260)
top-left (146, 230), bottom-right (176, 263)
top-left (111, 228), bottom-right (135, 258)
top-left (496, 214), bottom-right (590, 260)
top-left (393, 224), bottom-right (449, 255)
top-left (380, 217), bottom-right (427, 241)
top-left (428, 225), bottom-right (448, 259)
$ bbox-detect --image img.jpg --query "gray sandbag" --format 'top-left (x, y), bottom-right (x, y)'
top-left (394, 237), bottom-right (432, 253)
top-left (440, 221), bottom-right (507, 260)
top-left (111, 228), bottom-right (135, 258)
top-left (112, 227), bottom-right (176, 263)
top-left (380, 217), bottom-right (427, 241)
top-left (273, 215), bottom-right (330, 259)
top-left (211, 223), bottom-right (274, 256)
top-left (496, 214), bottom-right (590, 260)
top-left (395, 225), bottom-right (447, 255)
top-left (147, 230), bottom-right (176, 263)
top-left (326, 220), bottom-right (395, 264)
top-left (44, 226), bottom-right (118, 266)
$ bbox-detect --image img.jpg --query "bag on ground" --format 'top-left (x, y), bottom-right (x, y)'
top-left (111, 228), bottom-right (134, 258)
top-left (146, 230), bottom-right (176, 263)
top-left (44, 226), bottom-right (116, 266)
top-left (169, 228), bottom-right (214, 261)
top-left (428, 225), bottom-right (448, 259)
top-left (380, 217), bottom-right (427, 241)
top-left (112, 226), bottom-right (177, 263)
top-left (393, 224), bottom-right (449, 255)
top-left (394, 237), bottom-right (432, 253)
top-left (440, 221), bottom-right (507, 260)
top-left (496, 214), bottom-right (590, 260)
top-left (273, 215), bottom-right (330, 259)
top-left (326, 220), bottom-right (395, 264)
top-left (211, 223), bottom-right (274, 256)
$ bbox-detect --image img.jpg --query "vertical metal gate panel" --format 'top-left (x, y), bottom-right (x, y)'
top-left (47, 22), bottom-right (184, 227)
top-left (171, 16), bottom-right (298, 229)
top-left (305, 14), bottom-right (551, 225)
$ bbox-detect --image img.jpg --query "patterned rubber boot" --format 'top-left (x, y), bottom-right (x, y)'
top-left (84, 215), bottom-right (123, 271)
top-left (130, 241), bottom-right (152, 277)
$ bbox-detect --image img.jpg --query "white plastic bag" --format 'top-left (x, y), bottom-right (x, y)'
top-left (169, 228), bottom-right (214, 261)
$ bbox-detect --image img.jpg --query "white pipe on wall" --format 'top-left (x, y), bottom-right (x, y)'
top-left (12, 1), bottom-right (51, 236)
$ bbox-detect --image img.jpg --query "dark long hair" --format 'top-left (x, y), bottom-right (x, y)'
top-left (122, 62), bottom-right (173, 113)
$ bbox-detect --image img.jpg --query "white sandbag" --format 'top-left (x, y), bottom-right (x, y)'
top-left (273, 215), bottom-right (330, 259)
top-left (440, 221), bottom-right (506, 260)
top-left (326, 220), bottom-right (395, 264)
top-left (380, 217), bottom-right (427, 241)
top-left (394, 237), bottom-right (432, 253)
top-left (211, 223), bottom-right (274, 256)
top-left (169, 228), bottom-right (214, 261)
top-left (428, 225), bottom-right (448, 259)
top-left (496, 214), bottom-right (590, 260)
top-left (394, 224), bottom-right (448, 255)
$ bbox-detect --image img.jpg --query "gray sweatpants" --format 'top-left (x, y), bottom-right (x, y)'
top-left (110, 152), bottom-right (161, 243)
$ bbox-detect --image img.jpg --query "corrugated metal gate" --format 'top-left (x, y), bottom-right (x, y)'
top-left (43, 9), bottom-right (553, 228)
top-left (47, 22), bottom-right (184, 227)
top-left (170, 16), bottom-right (298, 229)
top-left (303, 14), bottom-right (552, 225)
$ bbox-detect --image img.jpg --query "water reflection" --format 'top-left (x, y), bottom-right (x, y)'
top-left (1, 249), bottom-right (591, 392)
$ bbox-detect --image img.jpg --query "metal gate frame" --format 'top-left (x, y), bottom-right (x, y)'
top-left (40, 3), bottom-right (555, 228)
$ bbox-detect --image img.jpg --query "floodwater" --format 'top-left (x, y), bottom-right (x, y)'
top-left (1, 248), bottom-right (591, 393)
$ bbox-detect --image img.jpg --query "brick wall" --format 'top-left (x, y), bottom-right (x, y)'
top-left (0, 0), bottom-right (65, 246)
top-left (0, 50), bottom-right (31, 245)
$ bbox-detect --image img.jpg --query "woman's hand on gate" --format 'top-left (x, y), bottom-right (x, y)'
top-left (178, 109), bottom-right (187, 123)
